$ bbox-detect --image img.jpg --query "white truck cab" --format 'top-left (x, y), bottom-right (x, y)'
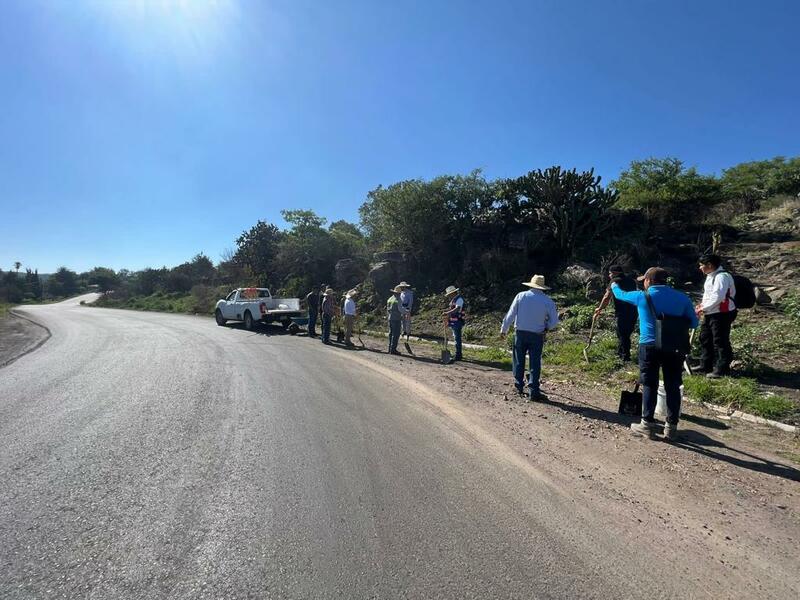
top-left (214, 288), bottom-right (302, 331)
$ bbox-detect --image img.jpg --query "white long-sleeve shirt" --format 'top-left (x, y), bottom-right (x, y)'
top-left (500, 289), bottom-right (560, 335)
top-left (701, 267), bottom-right (736, 314)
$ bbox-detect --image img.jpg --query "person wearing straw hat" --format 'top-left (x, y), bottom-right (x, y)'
top-left (501, 275), bottom-right (560, 400)
top-left (386, 285), bottom-right (407, 355)
top-left (343, 289), bottom-right (358, 346)
top-left (320, 287), bottom-right (336, 345)
top-left (398, 282), bottom-right (414, 337)
top-left (442, 285), bottom-right (465, 361)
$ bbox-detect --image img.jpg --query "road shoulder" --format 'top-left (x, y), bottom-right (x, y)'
top-left (0, 310), bottom-right (51, 368)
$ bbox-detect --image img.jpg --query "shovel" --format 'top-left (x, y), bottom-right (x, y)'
top-left (403, 316), bottom-right (413, 354)
top-left (335, 314), bottom-right (344, 343)
top-left (583, 314), bottom-right (598, 363)
top-left (441, 320), bottom-right (452, 364)
top-left (356, 317), bottom-right (365, 347)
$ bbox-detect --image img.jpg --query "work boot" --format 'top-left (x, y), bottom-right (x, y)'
top-left (664, 422), bottom-right (679, 442)
top-left (630, 419), bottom-right (656, 439)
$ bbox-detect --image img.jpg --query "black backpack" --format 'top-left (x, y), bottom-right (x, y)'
top-left (644, 291), bottom-right (691, 354)
top-left (730, 274), bottom-right (755, 309)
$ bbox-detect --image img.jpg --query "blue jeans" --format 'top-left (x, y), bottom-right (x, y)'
top-left (308, 308), bottom-right (318, 336)
top-left (513, 330), bottom-right (545, 395)
top-left (639, 343), bottom-right (684, 424)
top-left (449, 320), bottom-right (463, 359)
top-left (321, 314), bottom-right (332, 343)
top-left (388, 319), bottom-right (401, 352)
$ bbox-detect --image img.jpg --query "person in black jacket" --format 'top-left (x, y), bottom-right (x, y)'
top-left (594, 265), bottom-right (638, 361)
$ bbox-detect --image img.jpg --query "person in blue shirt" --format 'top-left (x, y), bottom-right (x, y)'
top-left (612, 267), bottom-right (699, 441)
top-left (501, 275), bottom-right (560, 400)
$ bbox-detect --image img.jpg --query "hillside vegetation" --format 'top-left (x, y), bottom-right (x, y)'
top-left (9, 155), bottom-right (800, 422)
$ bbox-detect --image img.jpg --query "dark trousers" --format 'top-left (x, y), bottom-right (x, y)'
top-left (639, 343), bottom-right (684, 425)
top-left (388, 319), bottom-right (401, 352)
top-left (321, 314), bottom-right (332, 343)
top-left (308, 308), bottom-right (318, 336)
top-left (615, 315), bottom-right (636, 361)
top-left (700, 311), bottom-right (737, 373)
top-left (449, 321), bottom-right (463, 359)
top-left (513, 330), bottom-right (545, 395)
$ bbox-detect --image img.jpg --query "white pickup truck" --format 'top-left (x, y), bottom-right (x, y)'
top-left (214, 288), bottom-right (303, 331)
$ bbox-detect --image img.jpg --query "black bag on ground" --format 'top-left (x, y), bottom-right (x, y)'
top-left (731, 274), bottom-right (755, 309)
top-left (644, 291), bottom-right (691, 354)
top-left (618, 382), bottom-right (642, 417)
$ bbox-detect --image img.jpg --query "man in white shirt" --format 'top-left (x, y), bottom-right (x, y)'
top-left (343, 289), bottom-right (358, 346)
top-left (501, 275), bottom-right (560, 400)
top-left (398, 282), bottom-right (414, 337)
top-left (695, 254), bottom-right (737, 378)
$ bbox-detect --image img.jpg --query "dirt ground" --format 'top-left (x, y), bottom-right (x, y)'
top-left (0, 310), bottom-right (50, 367)
top-left (324, 330), bottom-right (800, 598)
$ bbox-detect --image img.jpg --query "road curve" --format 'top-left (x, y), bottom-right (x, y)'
top-left (2, 296), bottom-right (683, 599)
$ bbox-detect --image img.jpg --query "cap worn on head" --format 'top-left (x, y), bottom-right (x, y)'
top-left (639, 267), bottom-right (669, 285)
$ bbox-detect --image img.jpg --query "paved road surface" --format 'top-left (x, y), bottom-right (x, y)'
top-left (1, 296), bottom-right (695, 598)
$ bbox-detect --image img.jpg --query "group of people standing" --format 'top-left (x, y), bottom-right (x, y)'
top-left (301, 253), bottom-right (739, 443)
top-left (502, 255), bottom-right (738, 442)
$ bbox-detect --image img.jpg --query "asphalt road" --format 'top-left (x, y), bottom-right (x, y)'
top-left (1, 296), bottom-right (680, 599)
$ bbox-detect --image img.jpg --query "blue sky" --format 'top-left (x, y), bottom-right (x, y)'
top-left (1, 0), bottom-right (798, 273)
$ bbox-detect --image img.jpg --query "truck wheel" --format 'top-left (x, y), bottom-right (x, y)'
top-left (281, 319), bottom-right (291, 330)
top-left (215, 309), bottom-right (227, 326)
top-left (244, 311), bottom-right (254, 331)
top-left (288, 323), bottom-right (300, 335)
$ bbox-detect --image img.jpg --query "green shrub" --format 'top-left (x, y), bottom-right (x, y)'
top-left (683, 375), bottom-right (796, 422)
top-left (779, 291), bottom-right (800, 325)
top-left (562, 305), bottom-right (595, 333)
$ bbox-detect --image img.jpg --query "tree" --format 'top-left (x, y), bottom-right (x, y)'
top-left (234, 221), bottom-right (284, 284)
top-left (46, 267), bottom-right (80, 298)
top-left (359, 171), bottom-right (491, 283)
top-left (721, 156), bottom-right (800, 211)
top-left (275, 209), bottom-right (338, 291)
top-left (614, 157), bottom-right (722, 224)
top-left (173, 253), bottom-right (217, 284)
top-left (24, 268), bottom-right (43, 300)
top-left (14, 261), bottom-right (21, 273)
top-left (86, 267), bottom-right (120, 292)
top-left (503, 166), bottom-right (618, 257)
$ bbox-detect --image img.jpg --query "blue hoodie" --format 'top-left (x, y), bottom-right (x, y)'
top-left (611, 284), bottom-right (699, 345)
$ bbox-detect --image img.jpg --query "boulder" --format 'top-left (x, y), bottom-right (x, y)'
top-left (367, 261), bottom-right (397, 296)
top-left (560, 263), bottom-right (598, 288)
top-left (334, 258), bottom-right (365, 290)
top-left (754, 286), bottom-right (772, 305)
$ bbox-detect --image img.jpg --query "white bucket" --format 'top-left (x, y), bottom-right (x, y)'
top-left (656, 381), bottom-right (684, 418)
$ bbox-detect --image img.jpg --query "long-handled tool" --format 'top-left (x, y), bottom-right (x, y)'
top-left (684, 329), bottom-right (696, 375)
top-left (335, 313), bottom-right (344, 343)
top-left (356, 317), bottom-right (365, 347)
top-left (403, 315), bottom-right (413, 355)
top-left (583, 314), bottom-right (599, 363)
top-left (441, 319), bottom-right (451, 364)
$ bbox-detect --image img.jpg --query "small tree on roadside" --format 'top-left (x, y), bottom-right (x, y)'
top-left (502, 166), bottom-right (619, 258)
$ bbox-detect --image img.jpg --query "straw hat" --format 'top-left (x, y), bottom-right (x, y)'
top-left (324, 287), bottom-right (335, 296)
top-left (522, 275), bottom-right (550, 290)
top-left (444, 285), bottom-right (460, 296)
top-left (397, 281), bottom-right (411, 289)
top-left (345, 289), bottom-right (358, 298)
top-left (391, 285), bottom-right (404, 293)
